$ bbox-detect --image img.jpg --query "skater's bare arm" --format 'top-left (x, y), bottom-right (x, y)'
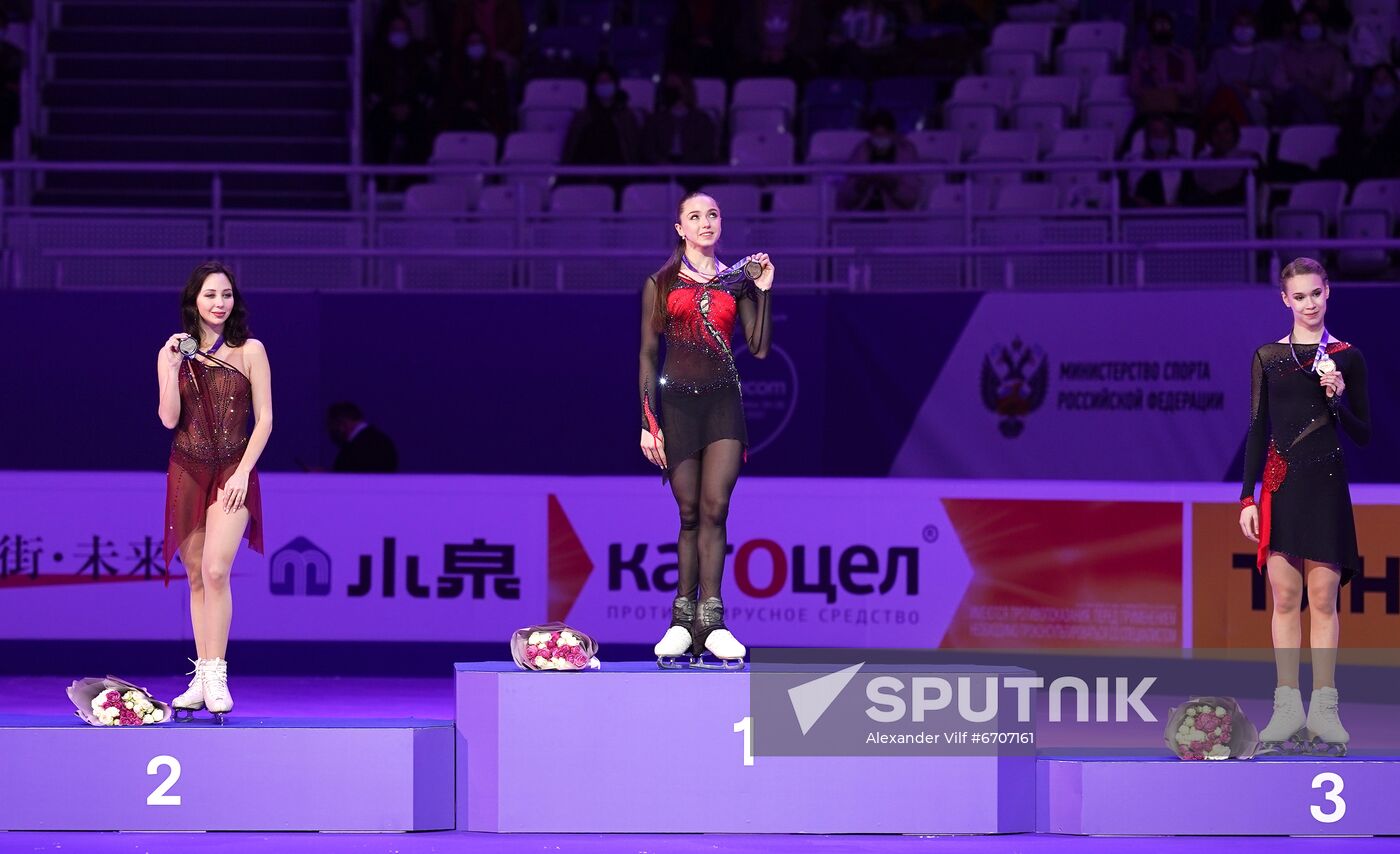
top-left (639, 276), bottom-right (667, 468)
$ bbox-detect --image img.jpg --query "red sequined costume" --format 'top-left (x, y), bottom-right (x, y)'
top-left (164, 352), bottom-right (264, 576)
top-left (1241, 341), bottom-right (1370, 581)
top-left (639, 264), bottom-right (771, 482)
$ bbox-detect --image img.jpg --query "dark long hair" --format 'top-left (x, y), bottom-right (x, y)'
top-left (182, 260), bottom-right (251, 347)
top-left (650, 190), bottom-right (712, 332)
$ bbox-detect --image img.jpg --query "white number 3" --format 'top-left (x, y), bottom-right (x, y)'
top-left (147, 755), bottom-right (182, 806)
top-left (1311, 771), bottom-right (1345, 823)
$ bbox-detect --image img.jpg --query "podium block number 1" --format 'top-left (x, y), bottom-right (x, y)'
top-left (147, 755), bottom-right (183, 806)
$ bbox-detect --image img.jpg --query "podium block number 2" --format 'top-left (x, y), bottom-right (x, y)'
top-left (147, 755), bottom-right (182, 806)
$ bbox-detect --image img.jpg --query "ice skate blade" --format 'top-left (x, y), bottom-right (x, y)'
top-left (1305, 736), bottom-right (1348, 757)
top-left (656, 655), bottom-right (692, 670)
top-left (688, 654), bottom-right (745, 671)
top-left (210, 711), bottom-right (229, 726)
top-left (1257, 730), bottom-right (1310, 756)
top-left (172, 707), bottom-right (202, 722)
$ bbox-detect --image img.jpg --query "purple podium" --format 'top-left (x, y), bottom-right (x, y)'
top-left (455, 662), bottom-right (1034, 833)
top-left (0, 715), bottom-right (454, 831)
top-left (1040, 752), bottom-right (1400, 835)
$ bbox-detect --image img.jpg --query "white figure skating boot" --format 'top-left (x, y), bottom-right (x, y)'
top-left (203, 657), bottom-right (233, 724)
top-left (692, 597), bottom-right (745, 670)
top-left (655, 596), bottom-right (696, 669)
top-left (171, 658), bottom-right (207, 720)
top-left (1306, 687), bottom-right (1349, 756)
top-left (1257, 685), bottom-right (1308, 755)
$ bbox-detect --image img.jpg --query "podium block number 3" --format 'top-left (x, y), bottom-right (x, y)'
top-left (1310, 772), bottom-right (1345, 824)
top-left (147, 755), bottom-right (183, 806)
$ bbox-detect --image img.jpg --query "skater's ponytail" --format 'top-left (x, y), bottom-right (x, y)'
top-left (650, 190), bottom-right (710, 333)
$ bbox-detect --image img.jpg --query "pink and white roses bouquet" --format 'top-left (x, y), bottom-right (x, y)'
top-left (66, 676), bottom-right (172, 727)
top-left (510, 623), bottom-right (600, 671)
top-left (1163, 696), bottom-right (1258, 760)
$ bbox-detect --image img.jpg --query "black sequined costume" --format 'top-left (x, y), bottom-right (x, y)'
top-left (1241, 340), bottom-right (1370, 582)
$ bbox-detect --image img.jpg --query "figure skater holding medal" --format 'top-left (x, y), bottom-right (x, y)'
top-left (1240, 257), bottom-right (1370, 755)
top-left (639, 191), bottom-right (773, 669)
top-left (157, 261), bottom-right (272, 722)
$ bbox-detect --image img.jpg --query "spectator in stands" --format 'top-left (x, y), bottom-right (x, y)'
top-left (367, 16), bottom-right (438, 186)
top-left (1271, 6), bottom-right (1350, 125)
top-left (668, 0), bottom-right (740, 78)
top-left (641, 72), bottom-right (721, 170)
top-left (828, 0), bottom-right (905, 77)
top-left (1186, 115), bottom-right (1254, 206)
top-left (1257, 0), bottom-right (1350, 43)
top-left (327, 402), bottom-right (399, 473)
top-left (0, 8), bottom-right (22, 160)
top-left (436, 27), bottom-right (510, 134)
top-left (1327, 65), bottom-right (1400, 181)
top-left (837, 109), bottom-right (921, 212)
top-left (1124, 114), bottom-right (1192, 207)
top-left (377, 0), bottom-right (446, 60)
top-left (563, 65), bottom-right (642, 178)
top-left (1129, 12), bottom-right (1198, 124)
top-left (447, 0), bottom-right (525, 77)
top-left (735, 0), bottom-right (825, 81)
top-left (1200, 10), bottom-right (1273, 127)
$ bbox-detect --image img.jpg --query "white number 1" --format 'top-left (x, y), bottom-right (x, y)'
top-left (147, 755), bottom-right (182, 806)
top-left (733, 716), bottom-right (754, 766)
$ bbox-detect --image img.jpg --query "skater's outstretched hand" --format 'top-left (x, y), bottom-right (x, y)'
top-left (1239, 504), bottom-right (1259, 542)
top-left (640, 428), bottom-right (668, 469)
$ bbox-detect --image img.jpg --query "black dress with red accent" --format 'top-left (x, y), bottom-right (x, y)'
top-left (1241, 340), bottom-right (1371, 582)
top-left (639, 264), bottom-right (771, 481)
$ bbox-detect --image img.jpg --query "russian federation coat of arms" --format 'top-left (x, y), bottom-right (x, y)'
top-left (981, 337), bottom-right (1048, 438)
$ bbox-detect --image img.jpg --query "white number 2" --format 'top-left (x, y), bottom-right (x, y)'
top-left (1310, 771), bottom-right (1345, 824)
top-left (733, 716), bottom-right (754, 766)
top-left (146, 755), bottom-right (182, 806)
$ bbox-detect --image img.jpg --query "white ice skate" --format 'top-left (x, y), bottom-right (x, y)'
top-left (690, 597), bottom-right (746, 670)
top-left (202, 657), bottom-right (234, 724)
top-left (656, 596), bottom-right (697, 669)
top-left (1306, 687), bottom-right (1349, 756)
top-left (171, 658), bottom-right (207, 720)
top-left (1257, 685), bottom-right (1308, 755)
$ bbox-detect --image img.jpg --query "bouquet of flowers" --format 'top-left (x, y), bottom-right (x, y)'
top-left (510, 623), bottom-right (600, 671)
top-left (66, 676), bottom-right (172, 727)
top-left (1163, 696), bottom-right (1258, 760)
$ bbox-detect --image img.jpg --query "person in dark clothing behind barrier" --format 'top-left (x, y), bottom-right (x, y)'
top-left (327, 402), bottom-right (399, 473)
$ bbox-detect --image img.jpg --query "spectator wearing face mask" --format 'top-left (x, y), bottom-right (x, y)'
top-left (448, 0), bottom-right (525, 78)
top-left (1129, 13), bottom-right (1198, 121)
top-left (641, 72), bottom-right (721, 172)
top-left (1124, 115), bottom-right (1194, 208)
top-left (1201, 11), bottom-right (1273, 127)
top-left (563, 65), bottom-right (642, 187)
top-left (366, 16), bottom-right (438, 186)
top-left (837, 109), bottom-right (921, 212)
top-left (1272, 6), bottom-right (1350, 125)
top-left (1327, 65), bottom-right (1400, 181)
top-left (437, 27), bottom-right (509, 133)
top-left (1257, 0), bottom-right (1351, 42)
top-left (377, 0), bottom-right (447, 60)
top-left (1186, 115), bottom-right (1256, 206)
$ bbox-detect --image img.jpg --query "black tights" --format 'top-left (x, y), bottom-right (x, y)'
top-left (668, 439), bottom-right (743, 603)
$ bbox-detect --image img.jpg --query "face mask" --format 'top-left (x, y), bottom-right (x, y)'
top-left (1300, 24), bottom-right (1323, 42)
top-left (388, 31), bottom-right (410, 49)
top-left (870, 135), bottom-right (894, 152)
top-left (1148, 138), bottom-right (1171, 156)
top-left (594, 82), bottom-right (616, 101)
top-left (466, 43), bottom-right (486, 61)
top-left (1233, 26), bottom-right (1255, 45)
top-left (1375, 84), bottom-right (1396, 99)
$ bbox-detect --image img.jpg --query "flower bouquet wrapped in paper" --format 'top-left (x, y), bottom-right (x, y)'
top-left (1163, 696), bottom-right (1259, 760)
top-left (510, 623), bottom-right (600, 671)
top-left (66, 676), bottom-right (172, 727)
